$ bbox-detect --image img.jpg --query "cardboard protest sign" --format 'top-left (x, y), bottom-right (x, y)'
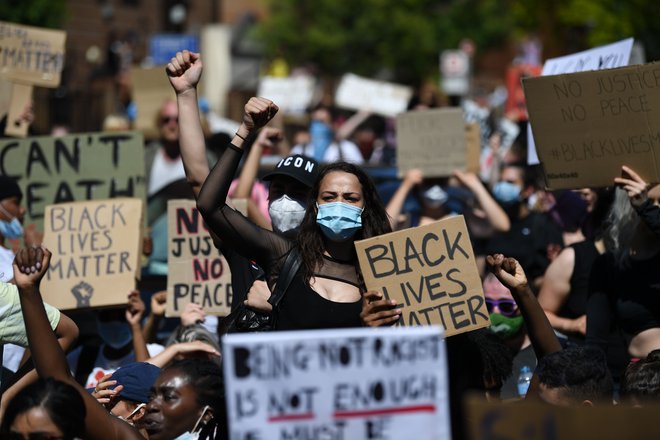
top-left (131, 67), bottom-right (177, 140)
top-left (0, 21), bottom-right (66, 87)
top-left (41, 198), bottom-right (143, 310)
top-left (465, 123), bottom-right (480, 174)
top-left (257, 75), bottom-right (316, 115)
top-left (0, 131), bottom-right (146, 231)
top-left (396, 108), bottom-right (467, 178)
top-left (223, 326), bottom-right (450, 440)
top-left (466, 395), bottom-right (660, 440)
top-left (165, 199), bottom-right (247, 317)
top-left (335, 73), bottom-right (412, 117)
top-left (523, 62), bottom-right (660, 190)
top-left (355, 216), bottom-right (489, 337)
top-left (527, 38), bottom-right (634, 165)
top-left (4, 82), bottom-right (32, 137)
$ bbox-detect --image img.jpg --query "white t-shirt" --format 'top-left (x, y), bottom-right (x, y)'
top-left (0, 246), bottom-right (15, 282)
top-left (148, 148), bottom-right (186, 196)
top-left (291, 140), bottom-right (365, 164)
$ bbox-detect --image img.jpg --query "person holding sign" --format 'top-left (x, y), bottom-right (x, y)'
top-left (11, 246), bottom-right (228, 440)
top-left (194, 95), bottom-right (391, 330)
top-left (587, 166), bottom-right (660, 361)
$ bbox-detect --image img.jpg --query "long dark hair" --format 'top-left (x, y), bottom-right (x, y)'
top-left (296, 162), bottom-right (391, 285)
top-left (166, 359), bottom-right (227, 440)
top-left (0, 377), bottom-right (86, 439)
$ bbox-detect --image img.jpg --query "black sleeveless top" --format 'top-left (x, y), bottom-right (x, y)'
top-left (560, 240), bottom-right (600, 320)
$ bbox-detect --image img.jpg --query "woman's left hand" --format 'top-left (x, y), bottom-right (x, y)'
top-left (614, 165), bottom-right (650, 208)
top-left (360, 291), bottom-right (401, 327)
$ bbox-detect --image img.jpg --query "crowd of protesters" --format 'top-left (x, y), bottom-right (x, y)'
top-left (1, 46), bottom-right (660, 440)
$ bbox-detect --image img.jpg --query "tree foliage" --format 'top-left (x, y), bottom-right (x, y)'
top-left (259, 0), bottom-right (660, 84)
top-left (0, 0), bottom-right (67, 29)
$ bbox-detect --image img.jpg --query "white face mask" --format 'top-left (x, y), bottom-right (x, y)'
top-left (173, 405), bottom-right (212, 440)
top-left (268, 195), bottom-right (307, 237)
top-left (118, 403), bottom-right (146, 426)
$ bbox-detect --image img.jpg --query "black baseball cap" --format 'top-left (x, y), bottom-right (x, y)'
top-left (0, 175), bottom-right (22, 202)
top-left (262, 154), bottom-right (319, 189)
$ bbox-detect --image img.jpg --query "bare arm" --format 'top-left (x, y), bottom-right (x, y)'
top-left (126, 290), bottom-right (149, 362)
top-left (336, 110), bottom-right (371, 141)
top-left (147, 341), bottom-right (219, 368)
top-left (454, 170), bottom-right (510, 232)
top-left (386, 169), bottom-right (423, 230)
top-left (13, 247), bottom-right (141, 439)
top-left (538, 247), bottom-right (586, 336)
top-left (486, 254), bottom-right (562, 399)
top-left (167, 50), bottom-right (210, 196)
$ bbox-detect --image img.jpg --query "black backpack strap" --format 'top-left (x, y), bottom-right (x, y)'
top-left (268, 247), bottom-right (302, 308)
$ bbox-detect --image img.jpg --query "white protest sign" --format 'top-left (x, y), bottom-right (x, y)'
top-left (223, 326), bottom-right (451, 440)
top-left (528, 38), bottom-right (634, 165)
top-left (257, 75), bottom-right (316, 115)
top-left (335, 73), bottom-right (413, 117)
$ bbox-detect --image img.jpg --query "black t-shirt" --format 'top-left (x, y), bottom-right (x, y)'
top-left (485, 212), bottom-right (563, 283)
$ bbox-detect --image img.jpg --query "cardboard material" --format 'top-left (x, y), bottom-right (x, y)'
top-left (257, 75), bottom-right (316, 115)
top-left (335, 73), bottom-right (413, 117)
top-left (0, 131), bottom-right (147, 231)
top-left (355, 216), bottom-right (489, 337)
top-left (465, 123), bottom-right (481, 174)
top-left (131, 67), bottom-right (177, 140)
top-left (527, 38), bottom-right (634, 165)
top-left (41, 198), bottom-right (143, 310)
top-left (523, 62), bottom-right (660, 189)
top-left (4, 83), bottom-right (33, 137)
top-left (396, 108), bottom-right (467, 178)
top-left (0, 21), bottom-right (66, 87)
top-left (466, 396), bottom-right (660, 440)
top-left (223, 326), bottom-right (451, 440)
top-left (166, 199), bottom-right (240, 317)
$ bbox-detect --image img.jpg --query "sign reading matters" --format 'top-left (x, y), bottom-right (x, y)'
top-left (223, 326), bottom-right (450, 440)
top-left (396, 108), bottom-right (467, 178)
top-left (166, 199), bottom-right (238, 317)
top-left (524, 62), bottom-right (660, 189)
top-left (0, 131), bottom-right (146, 230)
top-left (0, 21), bottom-right (66, 87)
top-left (42, 198), bottom-right (143, 310)
top-left (355, 216), bottom-right (489, 337)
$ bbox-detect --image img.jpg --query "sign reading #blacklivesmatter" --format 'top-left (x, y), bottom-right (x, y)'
top-left (396, 108), bottom-right (467, 178)
top-left (166, 199), bottom-right (247, 317)
top-left (0, 131), bottom-right (146, 231)
top-left (41, 198), bottom-right (143, 310)
top-left (223, 326), bottom-right (451, 440)
top-left (355, 216), bottom-right (489, 337)
top-left (523, 62), bottom-right (660, 190)
top-left (0, 21), bottom-right (66, 87)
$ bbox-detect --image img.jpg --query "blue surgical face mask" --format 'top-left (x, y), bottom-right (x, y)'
top-left (173, 405), bottom-right (211, 440)
top-left (310, 120), bottom-right (333, 162)
top-left (493, 181), bottom-right (522, 204)
top-left (316, 202), bottom-right (363, 241)
top-left (97, 321), bottom-right (133, 349)
top-left (0, 203), bottom-right (23, 239)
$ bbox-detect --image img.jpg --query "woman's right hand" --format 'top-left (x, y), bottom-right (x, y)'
top-left (486, 254), bottom-right (528, 292)
top-left (91, 373), bottom-right (123, 405)
top-left (166, 50), bottom-right (202, 95)
top-left (241, 97), bottom-right (279, 133)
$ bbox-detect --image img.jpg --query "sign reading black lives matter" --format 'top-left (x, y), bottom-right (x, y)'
top-left (223, 326), bottom-right (450, 440)
top-left (355, 216), bottom-right (489, 337)
top-left (523, 62), bottom-right (660, 189)
top-left (41, 198), bottom-right (143, 310)
top-left (165, 199), bottom-right (246, 317)
top-left (0, 131), bottom-right (146, 231)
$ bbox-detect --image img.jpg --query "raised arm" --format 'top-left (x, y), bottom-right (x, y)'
top-left (166, 50), bottom-right (209, 196)
top-left (126, 290), bottom-right (149, 362)
top-left (196, 98), bottom-right (288, 269)
top-left (538, 247), bottom-right (586, 336)
top-left (386, 169), bottom-right (423, 230)
top-left (13, 247), bottom-right (141, 439)
top-left (486, 254), bottom-right (562, 399)
top-left (454, 170), bottom-right (510, 232)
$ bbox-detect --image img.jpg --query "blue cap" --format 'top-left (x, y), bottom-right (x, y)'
top-left (109, 362), bottom-right (161, 403)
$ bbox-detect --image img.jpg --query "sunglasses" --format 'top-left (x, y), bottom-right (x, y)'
top-left (160, 116), bottom-right (178, 124)
top-left (485, 298), bottom-right (518, 317)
